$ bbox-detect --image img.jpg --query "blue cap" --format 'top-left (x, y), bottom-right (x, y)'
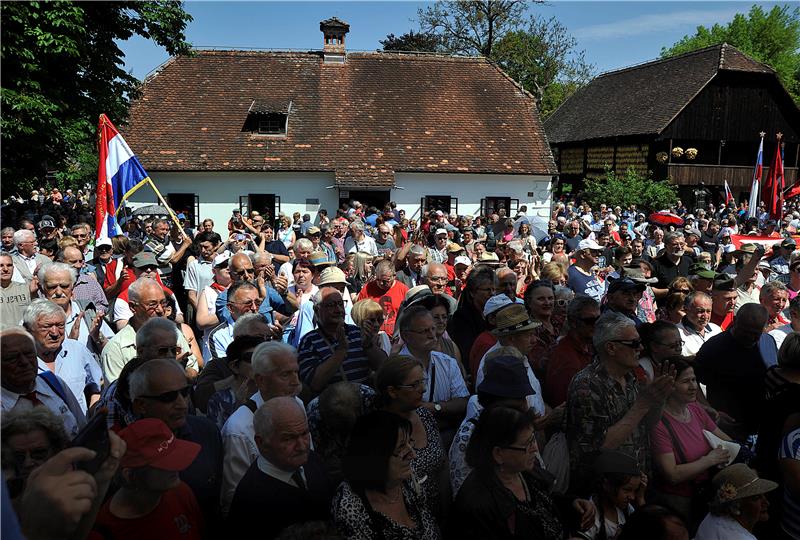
top-left (177, 213), bottom-right (186, 220)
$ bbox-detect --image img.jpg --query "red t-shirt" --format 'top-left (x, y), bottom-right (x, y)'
top-left (468, 331), bottom-right (498, 383)
top-left (357, 280), bottom-right (409, 335)
top-left (89, 482), bottom-right (204, 540)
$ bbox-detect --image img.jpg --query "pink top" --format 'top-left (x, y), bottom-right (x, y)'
top-left (651, 402), bottom-right (718, 497)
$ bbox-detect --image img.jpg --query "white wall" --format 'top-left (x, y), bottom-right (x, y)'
top-left (127, 170), bottom-right (552, 229)
top-left (127, 171), bottom-right (338, 228)
top-left (393, 172), bottom-right (552, 224)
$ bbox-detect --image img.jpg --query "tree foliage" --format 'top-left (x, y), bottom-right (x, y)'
top-left (380, 30), bottom-right (441, 53)
top-left (1, 1), bottom-right (193, 195)
top-left (661, 4), bottom-right (800, 104)
top-left (492, 17), bottom-right (594, 118)
top-left (583, 167), bottom-right (678, 212)
top-left (412, 1), bottom-right (591, 118)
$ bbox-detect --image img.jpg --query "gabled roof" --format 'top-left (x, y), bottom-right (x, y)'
top-left (544, 43), bottom-right (777, 144)
top-left (123, 50), bottom-right (557, 185)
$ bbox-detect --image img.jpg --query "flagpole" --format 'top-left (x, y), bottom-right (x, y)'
top-left (144, 177), bottom-right (190, 240)
top-left (747, 132), bottom-right (765, 220)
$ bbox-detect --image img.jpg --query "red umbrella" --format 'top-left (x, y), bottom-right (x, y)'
top-left (648, 211), bottom-right (684, 227)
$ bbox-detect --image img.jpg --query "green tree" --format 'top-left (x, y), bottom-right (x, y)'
top-left (583, 167), bottom-right (678, 212)
top-left (492, 16), bottom-right (594, 118)
top-left (1, 1), bottom-right (192, 195)
top-left (381, 30), bottom-right (441, 52)
top-left (661, 4), bottom-right (800, 103)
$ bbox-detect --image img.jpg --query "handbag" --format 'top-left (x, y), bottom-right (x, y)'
top-left (541, 431), bottom-right (570, 494)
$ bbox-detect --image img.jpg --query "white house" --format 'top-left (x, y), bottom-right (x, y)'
top-left (124, 17), bottom-right (556, 228)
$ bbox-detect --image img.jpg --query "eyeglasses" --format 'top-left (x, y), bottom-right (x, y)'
top-left (394, 378), bottom-right (428, 391)
top-left (139, 385), bottom-right (191, 403)
top-left (406, 326), bottom-right (436, 336)
top-left (135, 300), bottom-right (169, 311)
top-left (502, 433), bottom-right (537, 452)
top-left (232, 268), bottom-right (255, 277)
top-left (611, 339), bottom-right (643, 349)
top-left (11, 447), bottom-right (53, 467)
top-left (230, 299), bottom-right (260, 308)
top-left (427, 276), bottom-right (448, 283)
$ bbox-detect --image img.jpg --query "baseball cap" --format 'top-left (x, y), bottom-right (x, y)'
top-left (435, 210), bottom-right (444, 217)
top-left (781, 238), bottom-right (796, 249)
top-left (177, 213), bottom-right (186, 220)
top-left (213, 252), bottom-right (231, 268)
top-left (435, 228), bottom-right (448, 237)
top-left (454, 256), bottom-right (472, 267)
top-left (577, 238), bottom-right (603, 251)
top-left (483, 293), bottom-right (515, 317)
top-left (317, 266), bottom-right (348, 287)
top-left (38, 219), bottom-right (55, 230)
top-left (95, 237), bottom-right (113, 248)
top-left (132, 252), bottom-right (158, 268)
top-left (119, 418), bottom-right (200, 471)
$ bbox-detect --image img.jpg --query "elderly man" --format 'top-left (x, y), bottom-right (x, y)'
top-left (544, 295), bottom-right (600, 406)
top-left (290, 266), bottom-right (354, 347)
top-left (651, 231), bottom-right (693, 296)
top-left (695, 304), bottom-right (777, 439)
top-left (216, 252), bottom-right (288, 326)
top-left (221, 342), bottom-right (304, 514)
top-left (130, 357), bottom-right (223, 521)
top-left (395, 244), bottom-right (426, 288)
top-left (343, 220), bottom-right (378, 256)
top-left (711, 276), bottom-right (738, 330)
top-left (69, 223), bottom-right (94, 260)
top-left (11, 229), bottom-right (49, 287)
top-left (760, 280), bottom-right (790, 332)
top-left (112, 251), bottom-right (183, 330)
top-left (603, 277), bottom-right (645, 326)
top-left (564, 311), bottom-right (674, 491)
top-left (398, 305), bottom-right (469, 423)
top-left (55, 246), bottom-right (108, 311)
top-left (0, 328), bottom-right (85, 438)
top-left (496, 266), bottom-right (518, 301)
top-left (356, 259), bottom-right (409, 335)
top-left (228, 397), bottom-right (334, 537)
top-left (769, 295), bottom-right (800, 350)
top-left (429, 228), bottom-right (449, 264)
top-left (733, 243), bottom-right (766, 312)
top-left (143, 218), bottom-right (191, 287)
top-left (298, 288), bottom-right (385, 394)
top-left (374, 223), bottom-right (396, 256)
top-left (184, 231), bottom-right (223, 310)
top-left (22, 299), bottom-right (101, 413)
top-left (1, 227), bottom-right (15, 252)
top-left (422, 262), bottom-right (453, 297)
top-left (101, 277), bottom-right (198, 383)
top-left (0, 251), bottom-right (30, 329)
top-left (677, 291), bottom-right (721, 356)
top-left (567, 238), bottom-right (607, 302)
top-left (209, 281), bottom-right (262, 359)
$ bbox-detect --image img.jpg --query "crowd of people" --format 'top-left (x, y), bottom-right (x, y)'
top-left (1, 190), bottom-right (799, 540)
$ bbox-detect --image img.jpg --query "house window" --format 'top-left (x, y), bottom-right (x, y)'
top-left (257, 114), bottom-right (287, 135)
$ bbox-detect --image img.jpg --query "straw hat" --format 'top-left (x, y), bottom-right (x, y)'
top-left (491, 304), bottom-right (540, 336)
top-left (711, 464), bottom-right (777, 506)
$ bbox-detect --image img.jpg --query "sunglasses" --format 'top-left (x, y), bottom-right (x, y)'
top-left (611, 339), bottom-right (643, 349)
top-left (139, 385), bottom-right (191, 403)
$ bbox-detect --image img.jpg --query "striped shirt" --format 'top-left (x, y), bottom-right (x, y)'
top-left (298, 324), bottom-right (371, 387)
top-left (781, 427), bottom-right (800, 539)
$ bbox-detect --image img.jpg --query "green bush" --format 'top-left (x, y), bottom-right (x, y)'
top-left (583, 166), bottom-right (678, 212)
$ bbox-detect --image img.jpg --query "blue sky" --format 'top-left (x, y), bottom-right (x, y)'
top-left (120, 1), bottom-right (781, 80)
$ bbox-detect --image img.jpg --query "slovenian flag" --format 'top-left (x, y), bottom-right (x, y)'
top-left (747, 134), bottom-right (764, 219)
top-left (95, 114), bottom-right (151, 240)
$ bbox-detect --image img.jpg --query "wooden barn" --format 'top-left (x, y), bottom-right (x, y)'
top-left (544, 43), bottom-right (800, 206)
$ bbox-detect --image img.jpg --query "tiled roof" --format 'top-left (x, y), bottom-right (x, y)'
top-left (544, 44), bottom-right (777, 144)
top-left (123, 50), bottom-right (557, 183)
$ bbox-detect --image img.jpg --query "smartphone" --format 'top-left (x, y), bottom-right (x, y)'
top-left (70, 408), bottom-right (110, 475)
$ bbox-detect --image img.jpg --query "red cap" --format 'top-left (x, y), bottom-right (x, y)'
top-left (118, 418), bottom-right (200, 471)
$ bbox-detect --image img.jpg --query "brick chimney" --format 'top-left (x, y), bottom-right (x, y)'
top-left (320, 17), bottom-right (349, 64)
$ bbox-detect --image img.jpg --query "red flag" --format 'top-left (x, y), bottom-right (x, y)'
top-left (763, 135), bottom-right (784, 220)
top-left (787, 181), bottom-right (800, 200)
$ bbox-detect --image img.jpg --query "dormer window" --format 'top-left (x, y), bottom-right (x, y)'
top-left (243, 99), bottom-right (292, 137)
top-left (258, 114), bottom-right (287, 135)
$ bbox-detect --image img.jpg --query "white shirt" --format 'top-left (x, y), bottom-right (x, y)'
top-left (208, 321), bottom-right (234, 359)
top-left (695, 513), bottom-right (757, 540)
top-left (63, 300), bottom-right (114, 349)
top-left (37, 338), bottom-right (102, 413)
top-left (1, 376), bottom-right (84, 438)
top-left (475, 342), bottom-right (545, 416)
top-left (678, 320), bottom-right (722, 356)
top-left (113, 292), bottom-right (182, 324)
top-left (343, 235), bottom-right (378, 256)
top-left (769, 322), bottom-right (796, 351)
top-left (220, 392), bottom-right (305, 514)
top-left (398, 345), bottom-right (469, 403)
top-left (184, 258), bottom-right (215, 294)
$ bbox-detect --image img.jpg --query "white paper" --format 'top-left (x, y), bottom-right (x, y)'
top-left (703, 429), bottom-right (740, 466)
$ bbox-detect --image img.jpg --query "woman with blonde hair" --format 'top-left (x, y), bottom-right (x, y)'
top-left (540, 261), bottom-right (568, 287)
top-left (348, 251), bottom-right (374, 296)
top-left (277, 215), bottom-right (295, 249)
top-left (351, 299), bottom-right (391, 355)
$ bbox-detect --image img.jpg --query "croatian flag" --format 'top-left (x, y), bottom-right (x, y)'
top-left (747, 134), bottom-right (764, 219)
top-left (95, 114), bottom-right (151, 240)
top-left (724, 180), bottom-right (734, 205)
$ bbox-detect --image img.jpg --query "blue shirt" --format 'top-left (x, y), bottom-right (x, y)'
top-left (567, 265), bottom-right (607, 303)
top-left (298, 324), bottom-right (371, 387)
top-left (215, 285), bottom-right (287, 325)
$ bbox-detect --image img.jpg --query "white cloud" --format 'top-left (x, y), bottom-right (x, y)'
top-left (573, 7), bottom-right (742, 40)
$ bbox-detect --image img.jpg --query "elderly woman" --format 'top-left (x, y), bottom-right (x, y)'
top-left (277, 215), bottom-right (296, 249)
top-left (333, 410), bottom-right (440, 539)
top-left (376, 355), bottom-right (447, 518)
top-left (1, 407), bottom-right (70, 499)
top-left (449, 406), bottom-right (594, 539)
top-left (651, 357), bottom-right (734, 529)
top-left (352, 299), bottom-right (391, 355)
top-left (694, 464), bottom-right (777, 540)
